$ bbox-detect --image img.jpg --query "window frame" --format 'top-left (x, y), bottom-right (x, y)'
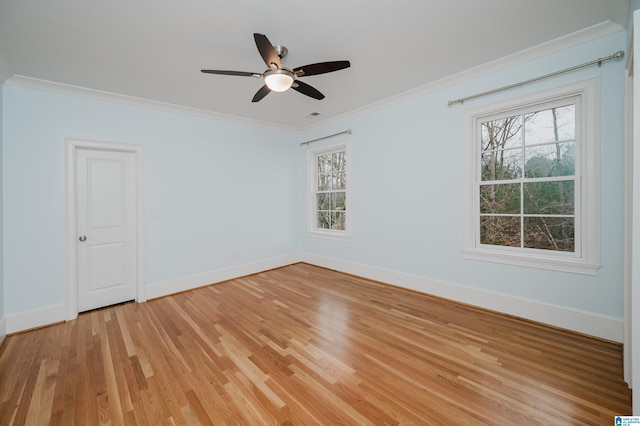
top-left (307, 138), bottom-right (351, 241)
top-left (462, 78), bottom-right (600, 275)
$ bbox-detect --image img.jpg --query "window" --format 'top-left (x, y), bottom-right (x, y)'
top-left (463, 79), bottom-right (599, 274)
top-left (307, 139), bottom-right (350, 239)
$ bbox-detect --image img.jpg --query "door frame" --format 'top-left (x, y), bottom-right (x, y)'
top-left (624, 41), bottom-right (634, 388)
top-left (627, 9), bottom-right (640, 414)
top-left (65, 139), bottom-right (146, 320)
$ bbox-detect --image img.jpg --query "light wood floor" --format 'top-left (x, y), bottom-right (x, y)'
top-left (0, 263), bottom-right (632, 425)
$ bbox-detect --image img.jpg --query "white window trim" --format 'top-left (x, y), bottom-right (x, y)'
top-left (307, 137), bottom-right (351, 241)
top-left (462, 78), bottom-right (600, 275)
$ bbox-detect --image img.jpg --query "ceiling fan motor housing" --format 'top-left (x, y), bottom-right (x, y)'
top-left (274, 45), bottom-right (288, 59)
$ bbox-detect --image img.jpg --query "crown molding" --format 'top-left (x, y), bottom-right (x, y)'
top-left (305, 21), bottom-right (625, 131)
top-left (3, 75), bottom-right (297, 131)
top-left (2, 21), bottom-right (625, 133)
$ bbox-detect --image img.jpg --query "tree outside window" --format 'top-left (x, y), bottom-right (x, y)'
top-left (307, 139), bottom-right (350, 240)
top-left (463, 79), bottom-right (599, 274)
top-left (479, 104), bottom-right (576, 252)
top-left (316, 150), bottom-right (347, 230)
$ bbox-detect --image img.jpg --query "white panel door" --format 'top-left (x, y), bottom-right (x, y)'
top-left (76, 148), bottom-right (136, 312)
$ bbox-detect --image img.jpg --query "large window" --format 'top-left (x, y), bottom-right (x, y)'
top-left (463, 79), bottom-right (599, 274)
top-left (307, 139), bottom-right (350, 239)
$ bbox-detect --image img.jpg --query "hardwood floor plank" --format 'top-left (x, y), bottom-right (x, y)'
top-left (184, 389), bottom-right (214, 425)
top-left (9, 335), bottom-right (44, 426)
top-left (0, 263), bottom-right (632, 424)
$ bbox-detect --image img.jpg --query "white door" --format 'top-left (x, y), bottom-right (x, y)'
top-left (76, 148), bottom-right (136, 312)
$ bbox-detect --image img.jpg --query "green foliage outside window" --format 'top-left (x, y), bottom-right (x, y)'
top-left (479, 104), bottom-right (576, 252)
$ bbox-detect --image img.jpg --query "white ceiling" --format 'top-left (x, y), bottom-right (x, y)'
top-left (0, 0), bottom-right (628, 129)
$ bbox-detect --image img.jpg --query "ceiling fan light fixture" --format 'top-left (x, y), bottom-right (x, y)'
top-left (201, 33), bottom-right (350, 102)
top-left (264, 69), bottom-right (294, 92)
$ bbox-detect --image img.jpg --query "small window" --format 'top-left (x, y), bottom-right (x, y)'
top-left (463, 79), bottom-right (599, 274)
top-left (307, 139), bottom-right (350, 240)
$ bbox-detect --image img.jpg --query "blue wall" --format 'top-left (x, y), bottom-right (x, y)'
top-left (2, 87), bottom-right (297, 315)
top-left (298, 31), bottom-right (627, 320)
top-left (0, 28), bottom-right (629, 339)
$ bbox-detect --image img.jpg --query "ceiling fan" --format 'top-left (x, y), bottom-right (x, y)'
top-left (201, 33), bottom-right (350, 103)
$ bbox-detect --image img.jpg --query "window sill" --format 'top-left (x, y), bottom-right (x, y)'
top-left (308, 230), bottom-right (351, 242)
top-left (462, 248), bottom-right (600, 275)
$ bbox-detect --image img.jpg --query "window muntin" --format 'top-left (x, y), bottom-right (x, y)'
top-left (478, 101), bottom-right (577, 253)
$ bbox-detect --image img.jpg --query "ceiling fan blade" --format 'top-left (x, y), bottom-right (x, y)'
top-left (254, 33), bottom-right (281, 70)
top-left (293, 60), bottom-right (350, 77)
top-left (252, 84), bottom-right (271, 102)
top-left (292, 81), bottom-right (325, 100)
top-left (201, 70), bottom-right (261, 77)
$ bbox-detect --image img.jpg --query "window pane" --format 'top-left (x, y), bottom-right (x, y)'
top-left (317, 193), bottom-right (330, 210)
top-left (524, 105), bottom-right (575, 145)
top-left (318, 171), bottom-right (331, 190)
top-left (481, 148), bottom-right (522, 181)
top-left (481, 116), bottom-right (523, 151)
top-left (524, 142), bottom-right (575, 178)
top-left (523, 181), bottom-right (574, 215)
top-left (333, 171), bottom-right (346, 190)
top-left (317, 154), bottom-right (331, 174)
top-left (331, 212), bottom-right (346, 230)
top-left (332, 151), bottom-right (346, 172)
top-left (524, 217), bottom-right (575, 251)
top-left (317, 211), bottom-right (331, 229)
top-left (480, 216), bottom-right (521, 247)
top-left (332, 192), bottom-right (346, 210)
top-left (317, 154), bottom-right (332, 190)
top-left (480, 183), bottom-right (521, 214)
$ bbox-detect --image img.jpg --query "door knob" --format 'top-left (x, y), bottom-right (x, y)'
top-left (79, 236), bottom-right (87, 242)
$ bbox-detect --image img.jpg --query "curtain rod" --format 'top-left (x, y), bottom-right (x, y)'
top-left (300, 129), bottom-right (352, 146)
top-left (448, 50), bottom-right (625, 107)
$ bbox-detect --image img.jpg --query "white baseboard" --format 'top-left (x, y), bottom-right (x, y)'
top-left (3, 252), bottom-right (623, 343)
top-left (300, 253), bottom-right (624, 343)
top-left (0, 316), bottom-right (6, 347)
top-left (5, 303), bottom-right (66, 335)
top-left (146, 253), bottom-right (302, 300)
top-left (3, 255), bottom-right (301, 335)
